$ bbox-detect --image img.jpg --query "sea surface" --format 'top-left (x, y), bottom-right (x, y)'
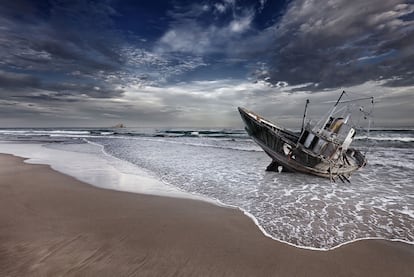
top-left (1, 127), bottom-right (413, 249)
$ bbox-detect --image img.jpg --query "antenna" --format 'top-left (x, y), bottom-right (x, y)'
top-left (335, 90), bottom-right (346, 106)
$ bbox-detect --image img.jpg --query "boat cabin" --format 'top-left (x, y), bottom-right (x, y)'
top-left (298, 115), bottom-right (355, 160)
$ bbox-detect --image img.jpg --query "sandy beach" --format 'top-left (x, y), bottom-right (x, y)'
top-left (1, 153), bottom-right (413, 276)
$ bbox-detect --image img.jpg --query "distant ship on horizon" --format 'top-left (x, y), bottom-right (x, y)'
top-left (112, 123), bottom-right (125, 128)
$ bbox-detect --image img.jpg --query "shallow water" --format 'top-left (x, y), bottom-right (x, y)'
top-left (1, 128), bottom-right (413, 249)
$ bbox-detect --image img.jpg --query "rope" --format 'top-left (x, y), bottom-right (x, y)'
top-left (334, 91), bottom-right (375, 159)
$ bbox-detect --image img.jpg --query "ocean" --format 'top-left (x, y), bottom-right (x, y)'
top-left (0, 127), bottom-right (413, 249)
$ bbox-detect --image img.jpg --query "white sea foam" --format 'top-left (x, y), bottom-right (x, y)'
top-left (0, 142), bottom-right (207, 202)
top-left (109, 136), bottom-right (263, 152)
top-left (0, 130), bottom-right (91, 135)
top-left (86, 136), bottom-right (414, 249)
top-left (355, 135), bottom-right (414, 142)
top-left (400, 207), bottom-right (414, 219)
top-left (1, 132), bottom-right (413, 250)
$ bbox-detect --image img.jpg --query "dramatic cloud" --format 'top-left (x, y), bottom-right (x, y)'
top-left (0, 1), bottom-right (123, 71)
top-left (0, 71), bottom-right (40, 92)
top-left (263, 0), bottom-right (414, 89)
top-left (120, 46), bottom-right (207, 84)
top-left (0, 0), bottom-right (125, 100)
top-left (156, 2), bottom-right (256, 55)
top-left (0, 0), bottom-right (413, 127)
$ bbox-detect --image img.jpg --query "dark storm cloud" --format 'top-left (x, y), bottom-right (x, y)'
top-left (0, 71), bottom-right (122, 101)
top-left (0, 0), bottom-right (124, 98)
top-left (1, 0), bottom-right (413, 128)
top-left (43, 82), bottom-right (123, 99)
top-left (0, 0), bottom-right (122, 69)
top-left (263, 0), bottom-right (414, 89)
top-left (0, 71), bottom-right (40, 91)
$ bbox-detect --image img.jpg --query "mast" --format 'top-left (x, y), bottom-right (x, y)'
top-left (318, 90), bottom-right (346, 131)
top-left (301, 99), bottom-right (310, 133)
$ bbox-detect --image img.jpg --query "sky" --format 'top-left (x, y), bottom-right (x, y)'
top-left (0, 0), bottom-right (413, 128)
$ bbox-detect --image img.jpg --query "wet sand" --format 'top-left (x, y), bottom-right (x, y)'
top-left (1, 153), bottom-right (413, 276)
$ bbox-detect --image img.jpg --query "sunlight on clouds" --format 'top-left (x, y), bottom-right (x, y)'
top-left (119, 78), bottom-right (413, 128)
top-left (214, 3), bottom-right (226, 13)
top-left (156, 2), bottom-right (257, 55)
top-left (229, 14), bottom-right (253, 33)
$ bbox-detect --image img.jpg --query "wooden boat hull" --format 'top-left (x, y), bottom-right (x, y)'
top-left (238, 107), bottom-right (366, 179)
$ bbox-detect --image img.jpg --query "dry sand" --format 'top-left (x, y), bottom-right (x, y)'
top-left (0, 153), bottom-right (413, 276)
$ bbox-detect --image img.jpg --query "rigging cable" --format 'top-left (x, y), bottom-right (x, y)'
top-left (365, 97), bottom-right (375, 156)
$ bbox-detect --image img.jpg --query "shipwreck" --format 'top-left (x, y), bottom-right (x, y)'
top-left (238, 91), bottom-right (374, 181)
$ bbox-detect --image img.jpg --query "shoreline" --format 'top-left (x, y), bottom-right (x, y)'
top-left (2, 141), bottom-right (413, 251)
top-left (1, 153), bottom-right (413, 276)
top-left (2, 140), bottom-right (414, 251)
top-left (69, 140), bottom-right (414, 251)
top-left (238, 206), bottom-right (414, 252)
top-left (0, 141), bottom-right (205, 200)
